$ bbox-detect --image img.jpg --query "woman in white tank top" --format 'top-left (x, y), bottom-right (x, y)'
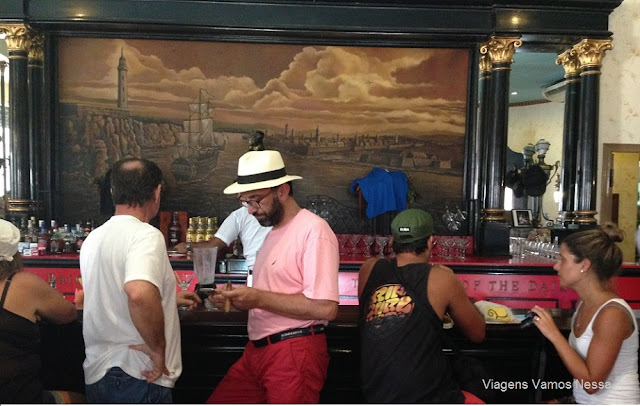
top-left (529, 223), bottom-right (640, 404)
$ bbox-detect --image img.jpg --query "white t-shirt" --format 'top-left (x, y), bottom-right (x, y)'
top-left (80, 215), bottom-right (182, 388)
top-left (215, 207), bottom-right (271, 270)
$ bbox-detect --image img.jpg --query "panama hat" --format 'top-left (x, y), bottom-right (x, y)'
top-left (223, 150), bottom-right (302, 194)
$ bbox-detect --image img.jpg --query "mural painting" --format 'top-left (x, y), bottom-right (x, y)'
top-left (57, 38), bottom-right (469, 233)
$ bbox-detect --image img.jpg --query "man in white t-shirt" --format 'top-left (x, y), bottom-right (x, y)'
top-left (206, 150), bottom-right (340, 404)
top-left (175, 206), bottom-right (270, 272)
top-left (80, 158), bottom-right (182, 403)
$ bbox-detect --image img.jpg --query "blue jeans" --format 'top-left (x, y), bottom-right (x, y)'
top-left (85, 367), bottom-right (172, 403)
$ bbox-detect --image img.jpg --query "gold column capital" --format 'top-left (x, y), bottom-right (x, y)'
top-left (480, 36), bottom-right (522, 66)
top-left (27, 31), bottom-right (45, 63)
top-left (556, 49), bottom-right (581, 78)
top-left (0, 24), bottom-right (29, 53)
top-left (572, 38), bottom-right (613, 71)
top-left (479, 53), bottom-right (492, 74)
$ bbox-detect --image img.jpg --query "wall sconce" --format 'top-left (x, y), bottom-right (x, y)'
top-left (522, 139), bottom-right (560, 181)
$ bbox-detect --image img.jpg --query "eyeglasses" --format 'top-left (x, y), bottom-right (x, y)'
top-left (238, 189), bottom-right (272, 209)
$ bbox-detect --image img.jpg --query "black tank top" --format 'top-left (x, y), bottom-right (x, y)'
top-left (359, 259), bottom-right (464, 403)
top-left (0, 273), bottom-right (44, 404)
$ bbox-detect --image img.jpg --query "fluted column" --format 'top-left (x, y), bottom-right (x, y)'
top-left (0, 24), bottom-right (33, 219)
top-left (481, 36), bottom-right (522, 222)
top-left (28, 31), bottom-right (45, 217)
top-left (473, 51), bottom-right (492, 253)
top-left (476, 51), bottom-right (492, 206)
top-left (573, 39), bottom-right (612, 225)
top-left (478, 36), bottom-right (521, 256)
top-left (556, 49), bottom-right (581, 224)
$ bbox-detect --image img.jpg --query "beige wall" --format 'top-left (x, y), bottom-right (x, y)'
top-left (600, 0), bottom-right (640, 213)
top-left (508, 101), bottom-right (564, 222)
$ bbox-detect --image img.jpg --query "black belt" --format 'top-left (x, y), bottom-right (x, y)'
top-left (252, 325), bottom-right (326, 348)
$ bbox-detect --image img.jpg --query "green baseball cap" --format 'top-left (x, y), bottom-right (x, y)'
top-left (391, 209), bottom-right (434, 243)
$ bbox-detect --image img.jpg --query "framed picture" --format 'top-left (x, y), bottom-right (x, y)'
top-left (512, 210), bottom-right (533, 227)
top-left (55, 37), bottom-right (469, 231)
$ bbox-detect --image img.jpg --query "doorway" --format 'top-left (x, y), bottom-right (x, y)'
top-left (600, 144), bottom-right (640, 262)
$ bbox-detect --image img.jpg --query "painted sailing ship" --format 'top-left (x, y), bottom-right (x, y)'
top-left (171, 89), bottom-right (227, 181)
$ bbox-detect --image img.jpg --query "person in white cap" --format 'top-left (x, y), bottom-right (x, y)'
top-left (206, 150), bottom-right (340, 404)
top-left (0, 218), bottom-right (77, 403)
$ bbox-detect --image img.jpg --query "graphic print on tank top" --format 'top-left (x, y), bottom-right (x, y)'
top-left (363, 283), bottom-right (415, 339)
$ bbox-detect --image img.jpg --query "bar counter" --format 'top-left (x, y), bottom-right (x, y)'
top-left (40, 305), bottom-right (578, 404)
top-left (28, 253), bottom-right (640, 403)
top-left (23, 253), bottom-right (640, 308)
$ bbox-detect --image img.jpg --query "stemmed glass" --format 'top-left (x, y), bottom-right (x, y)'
top-left (375, 235), bottom-right (389, 258)
top-left (455, 237), bottom-right (470, 260)
top-left (348, 234), bottom-right (362, 257)
top-left (175, 271), bottom-right (195, 310)
top-left (362, 235), bottom-right (375, 258)
top-left (336, 234), bottom-right (349, 256)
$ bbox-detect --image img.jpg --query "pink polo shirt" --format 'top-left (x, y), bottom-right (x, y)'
top-left (247, 209), bottom-right (340, 341)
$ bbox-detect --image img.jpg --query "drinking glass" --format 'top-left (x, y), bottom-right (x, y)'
top-left (176, 272), bottom-right (195, 310)
top-left (336, 234), bottom-right (349, 256)
top-left (362, 235), bottom-right (375, 257)
top-left (348, 234), bottom-right (361, 256)
top-left (375, 235), bottom-right (389, 258)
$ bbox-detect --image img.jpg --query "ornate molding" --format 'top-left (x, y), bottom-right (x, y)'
top-left (27, 31), bottom-right (45, 62)
top-left (0, 24), bottom-right (29, 53)
top-left (556, 49), bottom-right (581, 78)
top-left (572, 38), bottom-right (613, 72)
top-left (479, 53), bottom-right (492, 74)
top-left (482, 208), bottom-right (506, 222)
top-left (572, 210), bottom-right (598, 224)
top-left (480, 36), bottom-right (522, 66)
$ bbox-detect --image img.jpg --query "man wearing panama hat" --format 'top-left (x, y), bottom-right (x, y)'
top-left (207, 150), bottom-right (340, 404)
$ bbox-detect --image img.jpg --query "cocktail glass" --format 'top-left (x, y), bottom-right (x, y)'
top-left (362, 235), bottom-right (375, 257)
top-left (348, 234), bottom-right (361, 257)
top-left (375, 235), bottom-right (389, 258)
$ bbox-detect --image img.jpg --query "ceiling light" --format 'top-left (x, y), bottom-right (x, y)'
top-left (511, 91), bottom-right (518, 95)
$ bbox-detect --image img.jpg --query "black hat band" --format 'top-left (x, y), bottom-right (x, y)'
top-left (236, 168), bottom-right (287, 184)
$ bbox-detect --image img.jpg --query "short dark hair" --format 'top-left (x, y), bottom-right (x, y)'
top-left (392, 237), bottom-right (429, 255)
top-left (562, 222), bottom-right (624, 282)
top-left (110, 158), bottom-right (164, 207)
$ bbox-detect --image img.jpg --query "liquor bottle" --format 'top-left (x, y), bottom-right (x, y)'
top-left (83, 220), bottom-right (92, 238)
top-left (62, 224), bottom-right (76, 253)
top-left (17, 218), bottom-right (28, 254)
top-left (168, 211), bottom-right (181, 248)
top-left (49, 221), bottom-right (61, 254)
top-left (74, 223), bottom-right (85, 253)
top-left (205, 217), bottom-right (215, 241)
top-left (195, 217), bottom-right (206, 243)
top-left (37, 220), bottom-right (50, 256)
top-left (185, 217), bottom-right (196, 244)
top-left (29, 216), bottom-right (37, 241)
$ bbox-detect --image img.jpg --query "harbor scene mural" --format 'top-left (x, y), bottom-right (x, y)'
top-left (57, 38), bottom-right (469, 233)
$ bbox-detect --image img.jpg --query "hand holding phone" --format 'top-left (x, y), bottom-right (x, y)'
top-left (519, 311), bottom-right (538, 329)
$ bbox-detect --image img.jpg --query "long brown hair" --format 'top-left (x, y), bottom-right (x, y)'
top-left (562, 222), bottom-right (624, 282)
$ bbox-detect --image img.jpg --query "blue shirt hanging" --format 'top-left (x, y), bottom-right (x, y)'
top-left (350, 167), bottom-right (408, 218)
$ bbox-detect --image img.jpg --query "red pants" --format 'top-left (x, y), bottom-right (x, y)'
top-left (206, 334), bottom-right (329, 404)
top-left (463, 390), bottom-right (485, 404)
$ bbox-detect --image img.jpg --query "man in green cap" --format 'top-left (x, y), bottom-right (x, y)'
top-left (358, 208), bottom-right (486, 403)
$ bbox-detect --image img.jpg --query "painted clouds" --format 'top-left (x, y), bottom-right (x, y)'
top-left (59, 38), bottom-right (469, 136)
